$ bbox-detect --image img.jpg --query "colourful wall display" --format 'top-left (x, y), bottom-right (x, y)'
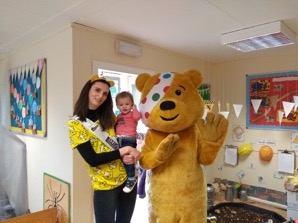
top-left (246, 70), bottom-right (298, 130)
top-left (9, 58), bottom-right (47, 137)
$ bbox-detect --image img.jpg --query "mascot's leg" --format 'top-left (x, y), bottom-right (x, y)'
top-left (149, 210), bottom-right (206, 223)
top-left (180, 209), bottom-right (207, 223)
top-left (148, 196), bottom-right (177, 223)
top-left (148, 212), bottom-right (176, 223)
top-left (177, 199), bottom-right (207, 223)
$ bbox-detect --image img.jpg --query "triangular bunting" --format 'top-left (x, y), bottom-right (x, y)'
top-left (251, 99), bottom-right (262, 114)
top-left (233, 104), bottom-right (243, 118)
top-left (278, 110), bottom-right (284, 125)
top-left (226, 103), bottom-right (230, 112)
top-left (202, 108), bottom-right (209, 119)
top-left (219, 111), bottom-right (229, 119)
top-left (282, 101), bottom-right (295, 118)
top-left (293, 96), bottom-right (298, 111)
top-left (204, 100), bottom-right (214, 112)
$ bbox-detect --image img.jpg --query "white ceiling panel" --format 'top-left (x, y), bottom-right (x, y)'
top-left (1, 0), bottom-right (298, 62)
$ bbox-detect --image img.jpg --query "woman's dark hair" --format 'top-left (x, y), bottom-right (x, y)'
top-left (73, 79), bottom-right (114, 130)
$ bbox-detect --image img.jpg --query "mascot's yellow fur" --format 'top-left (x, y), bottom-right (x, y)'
top-left (135, 69), bottom-right (228, 223)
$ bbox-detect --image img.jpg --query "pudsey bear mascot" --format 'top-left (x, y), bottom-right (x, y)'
top-left (135, 69), bottom-right (228, 223)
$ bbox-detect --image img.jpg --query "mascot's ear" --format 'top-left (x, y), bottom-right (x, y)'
top-left (184, 69), bottom-right (203, 88)
top-left (135, 73), bottom-right (151, 92)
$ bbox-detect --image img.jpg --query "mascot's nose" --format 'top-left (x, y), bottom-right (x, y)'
top-left (160, 101), bottom-right (176, 111)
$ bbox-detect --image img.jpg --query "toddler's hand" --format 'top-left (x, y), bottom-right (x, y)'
top-left (130, 148), bottom-right (140, 161)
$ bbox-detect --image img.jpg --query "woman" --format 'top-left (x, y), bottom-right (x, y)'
top-left (67, 74), bottom-right (140, 223)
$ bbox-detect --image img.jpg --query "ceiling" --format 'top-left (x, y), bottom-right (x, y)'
top-left (1, 0), bottom-right (298, 63)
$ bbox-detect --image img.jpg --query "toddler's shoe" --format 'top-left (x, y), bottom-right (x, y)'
top-left (123, 178), bottom-right (137, 193)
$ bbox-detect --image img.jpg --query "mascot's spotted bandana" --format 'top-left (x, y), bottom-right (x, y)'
top-left (139, 72), bottom-right (174, 125)
top-left (136, 69), bottom-right (229, 223)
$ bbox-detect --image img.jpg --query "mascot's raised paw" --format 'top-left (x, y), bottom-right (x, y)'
top-left (197, 112), bottom-right (229, 145)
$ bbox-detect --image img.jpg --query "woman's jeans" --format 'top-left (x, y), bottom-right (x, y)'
top-left (93, 179), bottom-right (137, 223)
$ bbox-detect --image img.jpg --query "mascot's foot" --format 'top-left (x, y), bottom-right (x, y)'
top-left (123, 178), bottom-right (137, 193)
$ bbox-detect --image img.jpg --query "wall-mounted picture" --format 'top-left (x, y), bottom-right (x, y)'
top-left (9, 58), bottom-right (47, 137)
top-left (198, 83), bottom-right (211, 100)
top-left (44, 173), bottom-right (70, 223)
top-left (246, 70), bottom-right (298, 130)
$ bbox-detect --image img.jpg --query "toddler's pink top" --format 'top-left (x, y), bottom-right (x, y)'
top-left (116, 109), bottom-right (141, 137)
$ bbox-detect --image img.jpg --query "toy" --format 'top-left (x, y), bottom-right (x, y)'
top-left (135, 69), bottom-right (229, 223)
top-left (238, 143), bottom-right (254, 156)
top-left (259, 145), bottom-right (273, 161)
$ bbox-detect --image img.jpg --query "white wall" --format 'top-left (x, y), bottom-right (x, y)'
top-left (204, 54), bottom-right (298, 192)
top-left (0, 26), bottom-right (73, 216)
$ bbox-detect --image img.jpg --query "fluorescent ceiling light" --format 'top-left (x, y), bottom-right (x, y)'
top-left (115, 40), bottom-right (142, 57)
top-left (221, 21), bottom-right (296, 52)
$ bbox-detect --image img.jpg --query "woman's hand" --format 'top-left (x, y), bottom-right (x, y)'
top-left (119, 146), bottom-right (140, 164)
top-left (122, 154), bottom-right (135, 165)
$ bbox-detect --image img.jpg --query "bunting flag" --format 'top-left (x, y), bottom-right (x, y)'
top-left (293, 96), bottom-right (298, 111)
top-left (204, 100), bottom-right (215, 112)
top-left (278, 110), bottom-right (284, 125)
top-left (282, 101), bottom-right (295, 118)
top-left (233, 104), bottom-right (243, 118)
top-left (251, 99), bottom-right (262, 114)
top-left (219, 111), bottom-right (229, 119)
top-left (202, 108), bottom-right (209, 119)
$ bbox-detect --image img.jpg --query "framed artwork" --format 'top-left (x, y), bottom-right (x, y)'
top-left (44, 173), bottom-right (70, 223)
top-left (198, 83), bottom-right (211, 100)
top-left (9, 58), bottom-right (47, 137)
top-left (246, 70), bottom-right (298, 130)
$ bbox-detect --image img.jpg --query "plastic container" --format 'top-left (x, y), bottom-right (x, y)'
top-left (207, 184), bottom-right (215, 209)
top-left (233, 183), bottom-right (241, 199)
top-left (233, 187), bottom-right (238, 199)
top-left (239, 188), bottom-right (248, 201)
top-left (225, 184), bottom-right (233, 201)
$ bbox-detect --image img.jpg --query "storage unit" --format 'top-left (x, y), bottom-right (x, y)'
top-left (287, 191), bottom-right (298, 220)
top-left (208, 202), bottom-right (286, 222)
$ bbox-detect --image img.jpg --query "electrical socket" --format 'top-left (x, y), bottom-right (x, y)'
top-left (217, 165), bottom-right (223, 171)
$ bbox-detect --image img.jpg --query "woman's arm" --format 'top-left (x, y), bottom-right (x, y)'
top-left (77, 141), bottom-right (121, 167)
top-left (77, 141), bottom-right (140, 167)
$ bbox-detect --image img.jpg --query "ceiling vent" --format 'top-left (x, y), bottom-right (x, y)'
top-left (221, 21), bottom-right (296, 52)
top-left (115, 40), bottom-right (142, 57)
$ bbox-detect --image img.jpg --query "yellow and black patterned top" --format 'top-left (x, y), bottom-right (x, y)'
top-left (68, 117), bottom-right (127, 190)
